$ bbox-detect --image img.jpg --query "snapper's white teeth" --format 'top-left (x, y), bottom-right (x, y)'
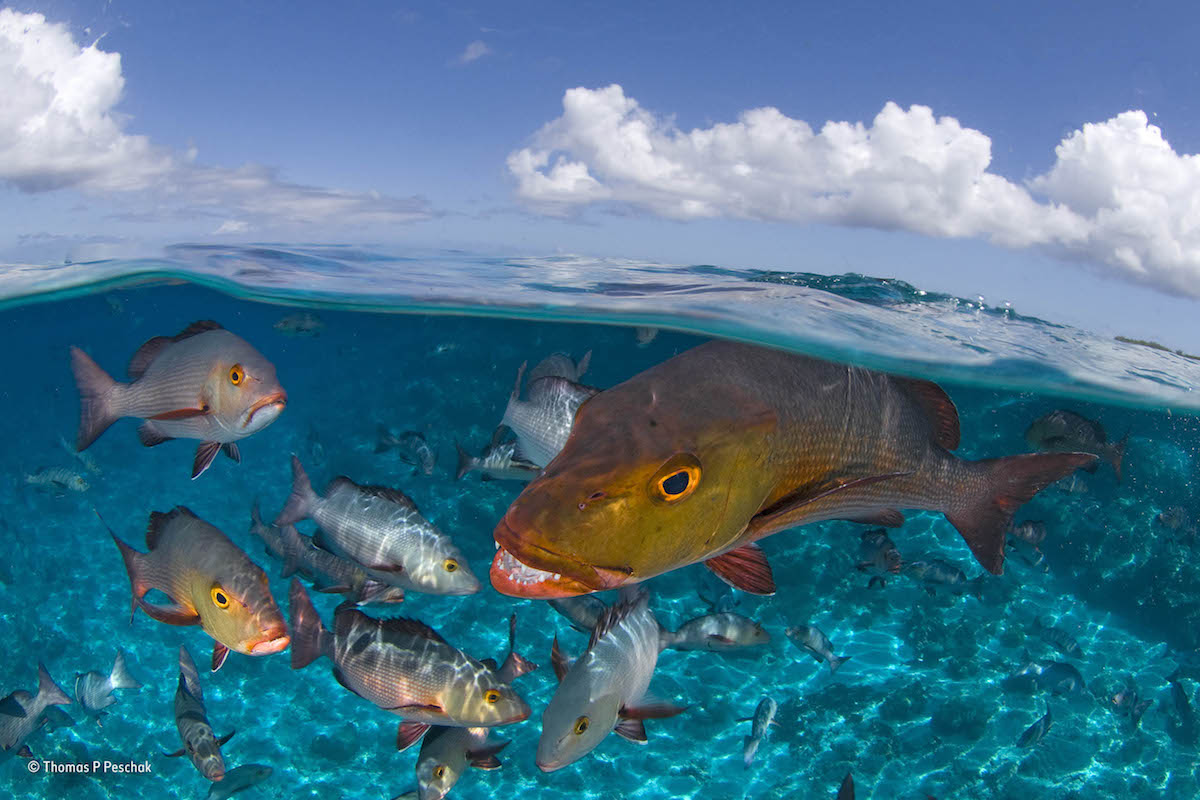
top-left (496, 547), bottom-right (556, 586)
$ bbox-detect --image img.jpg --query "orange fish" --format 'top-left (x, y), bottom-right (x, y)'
top-left (492, 341), bottom-right (1095, 598)
top-left (70, 320), bottom-right (287, 478)
top-left (109, 507), bottom-right (290, 670)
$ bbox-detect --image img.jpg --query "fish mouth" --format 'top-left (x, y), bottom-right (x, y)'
top-left (244, 391), bottom-right (288, 428)
top-left (491, 516), bottom-right (631, 598)
top-left (249, 633), bottom-right (291, 655)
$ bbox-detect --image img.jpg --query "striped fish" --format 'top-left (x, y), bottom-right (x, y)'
top-left (164, 647), bottom-right (234, 781)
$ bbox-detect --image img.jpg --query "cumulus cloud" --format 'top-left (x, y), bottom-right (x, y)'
top-left (458, 40), bottom-right (491, 64)
top-left (0, 10), bottom-right (430, 227)
top-left (509, 85), bottom-right (1200, 296)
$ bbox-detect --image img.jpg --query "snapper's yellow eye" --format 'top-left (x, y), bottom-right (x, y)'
top-left (229, 364), bottom-right (244, 385)
top-left (484, 689), bottom-right (500, 704)
top-left (210, 586), bottom-right (230, 609)
top-left (443, 558), bottom-right (459, 573)
top-left (573, 716), bottom-right (590, 735)
top-left (433, 765), bottom-right (446, 779)
top-left (649, 454), bottom-right (702, 504)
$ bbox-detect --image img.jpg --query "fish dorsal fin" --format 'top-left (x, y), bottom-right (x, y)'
top-left (175, 320), bottom-right (224, 340)
top-left (127, 337), bottom-right (173, 379)
top-left (145, 508), bottom-right (189, 549)
top-left (587, 589), bottom-right (644, 650)
top-left (527, 376), bottom-right (599, 405)
top-left (551, 637), bottom-right (570, 682)
top-left (379, 617), bottom-right (446, 643)
top-left (355, 484), bottom-right (419, 510)
top-left (396, 721), bottom-right (431, 752)
top-left (894, 377), bottom-right (961, 451)
top-left (481, 657), bottom-right (498, 670)
top-left (748, 471), bottom-right (914, 539)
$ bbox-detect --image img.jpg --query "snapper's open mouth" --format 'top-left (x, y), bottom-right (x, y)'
top-left (490, 515), bottom-right (633, 598)
top-left (490, 545), bottom-right (593, 598)
top-left (249, 633), bottom-right (291, 655)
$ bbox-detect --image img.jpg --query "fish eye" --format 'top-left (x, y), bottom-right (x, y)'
top-left (229, 364), bottom-right (244, 385)
top-left (573, 716), bottom-right (590, 735)
top-left (443, 558), bottom-right (459, 573)
top-left (210, 586), bottom-right (231, 609)
top-left (484, 689), bottom-right (500, 704)
top-left (433, 765), bottom-right (446, 779)
top-left (649, 454), bottom-right (701, 503)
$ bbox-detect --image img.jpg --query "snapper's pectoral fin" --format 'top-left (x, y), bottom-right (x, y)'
top-left (614, 718), bottom-right (648, 743)
top-left (367, 563), bottom-right (405, 573)
top-left (620, 702), bottom-right (688, 720)
top-left (216, 730), bottom-right (236, 747)
top-left (705, 543), bottom-right (775, 596)
top-left (748, 472), bottom-right (914, 539)
top-left (135, 595), bottom-right (201, 627)
top-left (211, 643), bottom-right (230, 672)
top-left (163, 747), bottom-right (186, 758)
top-left (151, 406), bottom-right (210, 421)
top-left (841, 509), bottom-right (905, 528)
top-left (192, 442), bottom-right (222, 480)
top-left (396, 721), bottom-right (431, 752)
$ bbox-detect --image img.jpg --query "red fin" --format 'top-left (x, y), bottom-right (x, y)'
top-left (948, 452), bottom-right (1097, 575)
top-left (551, 637), bottom-right (569, 682)
top-left (192, 442), bottom-right (221, 479)
top-left (1109, 431), bottom-right (1129, 483)
top-left (211, 643), bottom-right (230, 672)
top-left (707, 634), bottom-right (734, 645)
top-left (127, 336), bottom-right (172, 379)
top-left (842, 509), bottom-right (905, 527)
top-left (288, 579), bottom-right (332, 669)
top-left (894, 377), bottom-right (961, 450)
top-left (705, 543), bottom-right (776, 596)
top-left (748, 472), bottom-right (913, 538)
top-left (620, 702), bottom-right (688, 720)
top-left (396, 721), bottom-right (431, 752)
top-left (614, 717), bottom-right (647, 743)
top-left (151, 407), bottom-right (210, 421)
top-left (70, 346), bottom-right (120, 451)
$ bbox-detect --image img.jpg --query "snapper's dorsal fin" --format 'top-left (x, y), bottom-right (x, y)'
top-left (355, 484), bottom-right (420, 511)
top-left (127, 337), bottom-right (172, 379)
top-left (378, 617), bottom-right (447, 643)
top-left (894, 377), bottom-right (961, 450)
top-left (587, 587), bottom-right (647, 651)
top-left (145, 509), bottom-right (185, 549)
top-left (174, 320), bottom-right (224, 340)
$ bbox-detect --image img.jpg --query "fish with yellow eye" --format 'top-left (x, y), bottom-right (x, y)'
top-left (70, 320), bottom-right (287, 479)
top-left (107, 507), bottom-right (290, 671)
top-left (288, 580), bottom-right (531, 751)
top-left (277, 457), bottom-right (479, 596)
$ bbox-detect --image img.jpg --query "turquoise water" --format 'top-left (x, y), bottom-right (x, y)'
top-left (2, 246), bottom-right (1199, 799)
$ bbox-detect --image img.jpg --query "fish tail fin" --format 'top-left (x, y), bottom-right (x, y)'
top-left (36, 663), bottom-right (71, 707)
top-left (1109, 431), bottom-right (1129, 483)
top-left (742, 737), bottom-right (757, 769)
top-left (70, 346), bottom-right (121, 451)
top-left (948, 452), bottom-right (1097, 575)
top-left (109, 649), bottom-right (142, 690)
top-left (276, 455), bottom-right (316, 526)
top-left (288, 579), bottom-right (331, 669)
top-left (108, 529), bottom-right (150, 624)
top-left (454, 441), bottom-right (473, 481)
top-left (829, 655), bottom-right (851, 673)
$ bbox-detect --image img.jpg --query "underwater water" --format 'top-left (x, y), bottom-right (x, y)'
top-left (1, 246), bottom-right (1199, 800)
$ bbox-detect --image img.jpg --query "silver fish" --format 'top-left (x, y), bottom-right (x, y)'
top-left (165, 647), bottom-right (234, 781)
top-left (74, 650), bottom-right (141, 721)
top-left (855, 528), bottom-right (902, 588)
top-left (549, 595), bottom-right (608, 634)
top-left (70, 320), bottom-right (287, 478)
top-left (376, 427), bottom-right (437, 476)
top-left (58, 433), bottom-right (101, 474)
top-left (1025, 409), bottom-right (1127, 482)
top-left (0, 664), bottom-right (72, 759)
top-left (250, 504), bottom-right (405, 606)
top-left (415, 727), bottom-right (508, 800)
top-left (537, 588), bottom-right (685, 772)
top-left (526, 351), bottom-right (592, 385)
top-left (785, 624), bottom-right (850, 673)
top-left (207, 763), bottom-right (273, 800)
top-left (500, 363), bottom-right (598, 468)
top-left (23, 466), bottom-right (89, 493)
top-left (905, 558), bottom-right (977, 597)
top-left (1016, 703), bottom-right (1052, 747)
top-left (455, 438), bottom-right (539, 483)
top-left (289, 581), bottom-right (530, 750)
top-left (665, 613), bottom-right (770, 652)
top-left (741, 695), bottom-right (777, 768)
top-left (278, 457), bottom-right (479, 595)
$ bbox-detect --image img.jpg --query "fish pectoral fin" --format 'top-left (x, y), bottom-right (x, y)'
top-left (396, 721), bottom-right (432, 752)
top-left (221, 443), bottom-right (241, 463)
top-left (162, 747), bottom-right (186, 758)
top-left (216, 730), bottom-right (236, 747)
top-left (192, 442), bottom-right (222, 480)
top-left (367, 563), bottom-right (405, 573)
top-left (704, 543), bottom-right (776, 596)
top-left (390, 703), bottom-right (443, 714)
top-left (151, 406), bottom-right (211, 421)
top-left (211, 643), bottom-right (230, 672)
top-left (747, 471), bottom-right (915, 538)
top-left (707, 634), bottom-right (735, 645)
top-left (468, 740), bottom-right (509, 770)
top-left (619, 701), bottom-right (688, 720)
top-left (613, 718), bottom-right (648, 744)
top-left (136, 596), bottom-right (201, 627)
top-left (840, 509), bottom-right (905, 528)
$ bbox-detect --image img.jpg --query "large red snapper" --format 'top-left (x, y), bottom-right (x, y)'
top-left (70, 320), bottom-right (287, 478)
top-left (492, 341), bottom-right (1095, 598)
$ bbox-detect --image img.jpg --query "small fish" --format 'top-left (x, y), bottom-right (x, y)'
top-left (1005, 651), bottom-right (1086, 695)
top-left (740, 696), bottom-right (777, 768)
top-left (415, 727), bottom-right (508, 800)
top-left (455, 437), bottom-right (539, 483)
top-left (288, 580), bottom-right (530, 748)
top-left (635, 327), bottom-right (659, 347)
top-left (108, 506), bottom-right (290, 671)
top-left (526, 351), bottom-right (592, 385)
top-left (1111, 686), bottom-right (1152, 729)
top-left (856, 528), bottom-right (902, 588)
top-left (164, 646), bottom-right (234, 781)
top-left (0, 664), bottom-right (72, 759)
top-left (1036, 620), bottom-right (1082, 658)
top-left (277, 457), bottom-right (479, 595)
top-left (74, 650), bottom-right (142, 722)
top-left (249, 504), bottom-right (405, 606)
top-left (905, 558), bottom-right (977, 598)
top-left (1017, 703), bottom-right (1052, 747)
top-left (207, 763), bottom-right (273, 800)
top-left (665, 613), bottom-right (770, 652)
top-left (499, 362), bottom-right (599, 468)
top-left (273, 311), bottom-right (325, 337)
top-left (537, 588), bottom-right (686, 771)
top-left (70, 321), bottom-right (287, 479)
top-left (376, 427), bottom-right (437, 476)
top-left (23, 466), bottom-right (89, 493)
top-left (58, 433), bottom-right (101, 474)
top-left (1025, 410), bottom-right (1127, 482)
top-left (785, 625), bottom-right (850, 673)
top-left (549, 595), bottom-right (608, 634)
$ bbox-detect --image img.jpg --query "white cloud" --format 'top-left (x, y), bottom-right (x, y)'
top-left (0, 10), bottom-right (430, 226)
top-left (458, 40), bottom-right (491, 64)
top-left (509, 85), bottom-right (1200, 297)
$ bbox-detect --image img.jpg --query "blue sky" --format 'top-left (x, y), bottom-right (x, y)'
top-left (3, 2), bottom-right (1200, 348)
